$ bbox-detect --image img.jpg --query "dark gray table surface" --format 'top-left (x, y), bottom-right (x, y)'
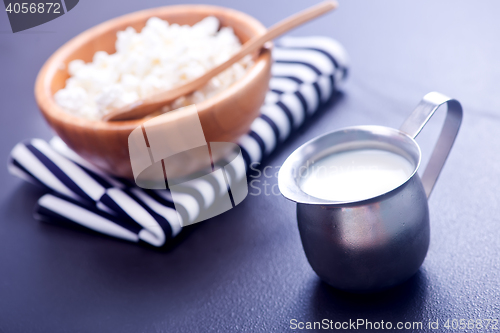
top-left (1, 0), bottom-right (499, 332)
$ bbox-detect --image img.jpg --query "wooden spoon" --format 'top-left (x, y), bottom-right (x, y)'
top-left (103, 0), bottom-right (338, 121)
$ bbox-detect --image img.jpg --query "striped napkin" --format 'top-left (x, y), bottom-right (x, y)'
top-left (8, 36), bottom-right (349, 247)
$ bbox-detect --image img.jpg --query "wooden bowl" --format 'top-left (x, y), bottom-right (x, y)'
top-left (35, 5), bottom-right (272, 178)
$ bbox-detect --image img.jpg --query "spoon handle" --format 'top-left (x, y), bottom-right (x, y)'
top-left (104, 1), bottom-right (338, 121)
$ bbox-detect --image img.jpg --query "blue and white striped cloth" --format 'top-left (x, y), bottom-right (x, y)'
top-left (8, 36), bottom-right (349, 247)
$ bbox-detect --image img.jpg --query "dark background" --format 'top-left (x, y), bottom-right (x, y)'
top-left (1, 0), bottom-right (499, 332)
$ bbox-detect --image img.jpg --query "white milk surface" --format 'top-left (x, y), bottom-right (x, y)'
top-left (300, 149), bottom-right (415, 202)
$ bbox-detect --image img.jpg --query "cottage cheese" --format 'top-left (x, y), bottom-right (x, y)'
top-left (55, 16), bottom-right (253, 120)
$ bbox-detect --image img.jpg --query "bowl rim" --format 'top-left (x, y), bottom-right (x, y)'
top-left (34, 4), bottom-right (271, 131)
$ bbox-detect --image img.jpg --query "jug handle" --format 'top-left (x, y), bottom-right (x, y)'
top-left (400, 92), bottom-right (463, 198)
